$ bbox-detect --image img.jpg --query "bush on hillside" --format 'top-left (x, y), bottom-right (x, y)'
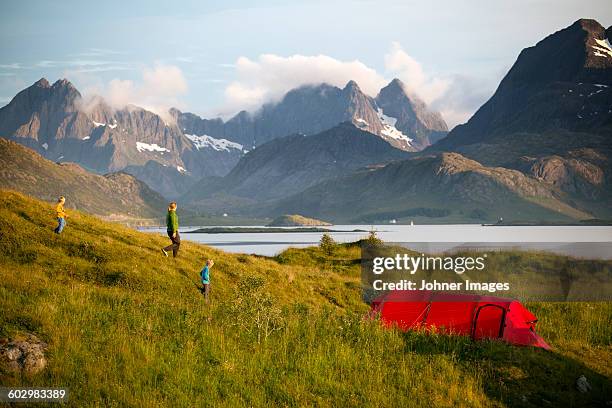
top-left (319, 233), bottom-right (336, 255)
top-left (226, 276), bottom-right (285, 343)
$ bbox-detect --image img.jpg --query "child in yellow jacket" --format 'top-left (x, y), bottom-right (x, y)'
top-left (54, 196), bottom-right (67, 234)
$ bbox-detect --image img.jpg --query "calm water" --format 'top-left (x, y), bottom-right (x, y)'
top-left (142, 225), bottom-right (612, 258)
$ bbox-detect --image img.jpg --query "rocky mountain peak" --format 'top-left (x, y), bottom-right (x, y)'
top-left (500, 18), bottom-right (611, 88)
top-left (386, 78), bottom-right (406, 93)
top-left (375, 78), bottom-right (448, 149)
top-left (578, 19), bottom-right (612, 69)
top-left (52, 78), bottom-right (73, 87)
top-left (34, 78), bottom-right (50, 88)
top-left (343, 80), bottom-right (361, 93)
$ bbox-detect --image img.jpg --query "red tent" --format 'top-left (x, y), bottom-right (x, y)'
top-left (370, 290), bottom-right (550, 350)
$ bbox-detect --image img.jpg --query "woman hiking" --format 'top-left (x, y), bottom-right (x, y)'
top-left (161, 202), bottom-right (180, 258)
top-left (54, 196), bottom-right (67, 234)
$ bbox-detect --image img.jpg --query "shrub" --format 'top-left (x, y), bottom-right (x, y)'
top-left (366, 230), bottom-right (383, 247)
top-left (226, 276), bottom-right (285, 343)
top-left (319, 233), bottom-right (336, 255)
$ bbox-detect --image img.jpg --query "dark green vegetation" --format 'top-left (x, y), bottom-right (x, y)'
top-left (267, 214), bottom-right (331, 227)
top-left (1, 190), bottom-right (611, 407)
top-left (0, 139), bottom-right (166, 224)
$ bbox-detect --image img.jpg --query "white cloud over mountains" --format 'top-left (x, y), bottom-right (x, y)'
top-left (75, 43), bottom-right (489, 127)
top-left (80, 64), bottom-right (188, 123)
top-left (220, 42), bottom-right (478, 127)
top-left (223, 54), bottom-right (388, 113)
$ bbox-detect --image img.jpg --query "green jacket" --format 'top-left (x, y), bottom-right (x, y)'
top-left (166, 210), bottom-right (178, 233)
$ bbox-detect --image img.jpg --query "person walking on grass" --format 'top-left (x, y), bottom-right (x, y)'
top-left (54, 196), bottom-right (67, 234)
top-left (200, 259), bottom-right (214, 303)
top-left (161, 202), bottom-right (180, 258)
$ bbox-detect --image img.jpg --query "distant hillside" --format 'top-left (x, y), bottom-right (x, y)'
top-left (273, 152), bottom-right (592, 223)
top-left (0, 138), bottom-right (166, 222)
top-left (267, 214), bottom-right (331, 227)
top-left (182, 123), bottom-right (410, 212)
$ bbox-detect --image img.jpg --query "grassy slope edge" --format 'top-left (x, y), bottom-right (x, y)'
top-left (0, 190), bottom-right (610, 407)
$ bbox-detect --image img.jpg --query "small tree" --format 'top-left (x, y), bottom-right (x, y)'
top-left (228, 276), bottom-right (285, 343)
top-left (319, 233), bottom-right (336, 255)
top-left (366, 229), bottom-right (383, 247)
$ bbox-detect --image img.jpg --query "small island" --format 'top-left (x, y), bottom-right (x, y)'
top-left (267, 214), bottom-right (332, 227)
top-left (186, 224), bottom-right (366, 234)
top-left (186, 227), bottom-right (334, 234)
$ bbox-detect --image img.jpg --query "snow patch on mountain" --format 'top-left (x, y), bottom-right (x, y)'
top-left (592, 38), bottom-right (612, 58)
top-left (42, 143), bottom-right (48, 150)
top-left (92, 121), bottom-right (105, 127)
top-left (376, 108), bottom-right (413, 144)
top-left (177, 165), bottom-right (186, 173)
top-left (136, 142), bottom-right (170, 153)
top-left (185, 134), bottom-right (243, 152)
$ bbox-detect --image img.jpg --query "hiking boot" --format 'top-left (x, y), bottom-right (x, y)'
top-left (161, 248), bottom-right (168, 257)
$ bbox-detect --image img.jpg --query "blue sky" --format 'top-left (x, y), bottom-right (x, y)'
top-left (1, 0), bottom-right (610, 127)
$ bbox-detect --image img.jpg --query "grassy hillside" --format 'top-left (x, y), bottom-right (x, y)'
top-left (0, 138), bottom-right (166, 223)
top-left (0, 190), bottom-right (610, 407)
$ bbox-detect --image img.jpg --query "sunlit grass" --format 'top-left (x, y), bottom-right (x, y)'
top-left (0, 190), bottom-right (610, 407)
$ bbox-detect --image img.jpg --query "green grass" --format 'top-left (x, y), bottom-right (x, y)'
top-left (0, 190), bottom-right (610, 407)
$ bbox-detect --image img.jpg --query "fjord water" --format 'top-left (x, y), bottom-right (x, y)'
top-left (143, 225), bottom-right (612, 258)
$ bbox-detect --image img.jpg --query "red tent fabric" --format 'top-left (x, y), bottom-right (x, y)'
top-left (370, 290), bottom-right (550, 350)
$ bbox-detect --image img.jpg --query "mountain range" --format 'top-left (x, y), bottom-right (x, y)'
top-left (0, 18), bottom-right (610, 224)
top-left (182, 123), bottom-right (410, 211)
top-left (0, 76), bottom-right (445, 199)
top-left (184, 18), bottom-right (611, 223)
top-left (173, 78), bottom-right (448, 151)
top-left (0, 78), bottom-right (245, 198)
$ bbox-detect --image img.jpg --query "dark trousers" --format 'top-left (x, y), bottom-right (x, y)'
top-left (201, 283), bottom-right (210, 301)
top-left (163, 231), bottom-right (180, 257)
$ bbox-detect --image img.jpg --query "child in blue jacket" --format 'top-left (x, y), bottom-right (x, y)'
top-left (200, 259), bottom-right (214, 303)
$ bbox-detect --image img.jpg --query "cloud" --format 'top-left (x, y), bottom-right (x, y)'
top-left (221, 54), bottom-right (387, 114)
top-left (70, 48), bottom-right (127, 58)
top-left (0, 63), bottom-right (22, 69)
top-left (217, 43), bottom-right (482, 127)
top-left (79, 64), bottom-right (188, 123)
top-left (383, 42), bottom-right (450, 105)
